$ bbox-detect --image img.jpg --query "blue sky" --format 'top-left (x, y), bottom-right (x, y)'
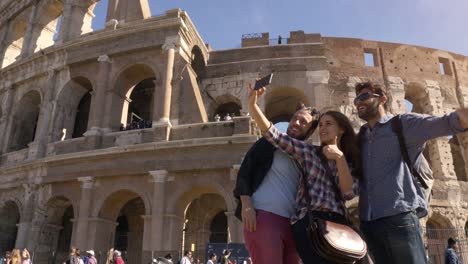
top-left (92, 0), bottom-right (468, 55)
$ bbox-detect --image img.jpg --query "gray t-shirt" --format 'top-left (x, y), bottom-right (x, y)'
top-left (252, 149), bottom-right (300, 218)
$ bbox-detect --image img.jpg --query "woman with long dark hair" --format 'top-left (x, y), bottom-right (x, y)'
top-left (248, 86), bottom-right (361, 264)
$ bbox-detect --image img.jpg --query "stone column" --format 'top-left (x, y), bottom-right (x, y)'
top-left (162, 214), bottom-right (184, 254)
top-left (225, 211), bottom-right (243, 243)
top-left (56, 1), bottom-right (94, 44)
top-left (152, 36), bottom-right (179, 141)
top-left (149, 170), bottom-right (170, 253)
top-left (424, 80), bottom-right (457, 180)
top-left (73, 177), bottom-right (95, 249)
top-left (20, 3), bottom-right (39, 58)
top-left (55, 1), bottom-right (73, 44)
top-left (86, 218), bottom-right (119, 255)
top-left (85, 55), bottom-right (112, 136)
top-left (386, 76), bottom-right (407, 114)
top-left (28, 70), bottom-right (57, 159)
top-left (0, 20), bottom-right (12, 65)
top-left (0, 85), bottom-right (15, 154)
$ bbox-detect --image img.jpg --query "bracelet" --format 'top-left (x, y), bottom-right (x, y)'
top-left (243, 207), bottom-right (253, 211)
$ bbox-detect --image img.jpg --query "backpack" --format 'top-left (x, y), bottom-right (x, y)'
top-left (358, 115), bottom-right (434, 202)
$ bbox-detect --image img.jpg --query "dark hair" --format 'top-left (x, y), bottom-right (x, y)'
top-left (295, 103), bottom-right (320, 138)
top-left (355, 82), bottom-right (389, 110)
top-left (320, 111), bottom-right (362, 179)
top-left (164, 253), bottom-right (172, 260)
top-left (448, 237), bottom-right (457, 247)
top-left (209, 253), bottom-right (217, 259)
top-left (184, 251), bottom-right (191, 256)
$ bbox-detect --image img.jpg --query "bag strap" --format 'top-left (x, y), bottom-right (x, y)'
top-left (300, 146), bottom-right (348, 219)
top-left (390, 115), bottom-right (429, 189)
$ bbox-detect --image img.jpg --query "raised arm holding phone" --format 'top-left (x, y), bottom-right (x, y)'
top-left (244, 84), bottom-right (364, 264)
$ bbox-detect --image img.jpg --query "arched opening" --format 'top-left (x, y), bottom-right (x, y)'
top-left (183, 194), bottom-right (227, 261)
top-left (91, 0), bottom-right (109, 31)
top-left (34, 196), bottom-right (74, 264)
top-left (1, 19), bottom-right (28, 68)
top-left (8, 91), bottom-right (41, 152)
top-left (191, 46), bottom-right (206, 80)
top-left (72, 92), bottom-right (92, 138)
top-left (99, 190), bottom-right (147, 264)
top-left (211, 94), bottom-right (242, 121)
top-left (56, 205), bottom-right (74, 260)
top-left (53, 77), bottom-right (93, 141)
top-left (265, 87), bottom-right (310, 124)
top-left (209, 211), bottom-right (228, 243)
top-left (111, 64), bottom-right (156, 131)
top-left (404, 83), bottom-right (435, 167)
top-left (426, 215), bottom-right (456, 264)
top-left (122, 78), bottom-right (154, 130)
top-left (0, 201), bottom-right (20, 254)
top-left (33, 1), bottom-right (64, 52)
top-left (449, 136), bottom-right (467, 181)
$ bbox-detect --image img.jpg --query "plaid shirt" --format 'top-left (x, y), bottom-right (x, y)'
top-left (264, 125), bottom-right (359, 223)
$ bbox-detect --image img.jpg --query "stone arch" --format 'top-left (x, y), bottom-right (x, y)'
top-left (404, 82), bottom-right (431, 114)
top-left (108, 63), bottom-right (159, 131)
top-left (97, 189), bottom-right (150, 220)
top-left (265, 87), bottom-right (310, 123)
top-left (52, 77), bottom-right (93, 141)
top-left (189, 41), bottom-right (209, 66)
top-left (426, 211), bottom-right (456, 239)
top-left (166, 181), bottom-right (236, 217)
top-left (7, 90), bottom-right (42, 152)
top-left (0, 200), bottom-right (21, 254)
top-left (31, 0), bottom-right (64, 52)
top-left (1, 18), bottom-right (28, 68)
top-left (190, 45), bottom-right (206, 79)
top-left (97, 190), bottom-right (149, 264)
top-left (426, 211), bottom-right (457, 264)
top-left (182, 194), bottom-right (228, 259)
top-left (210, 94), bottom-right (242, 121)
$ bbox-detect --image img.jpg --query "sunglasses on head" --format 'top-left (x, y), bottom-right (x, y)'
top-left (354, 91), bottom-right (381, 105)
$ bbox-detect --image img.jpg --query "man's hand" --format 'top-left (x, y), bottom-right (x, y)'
top-left (240, 195), bottom-right (256, 232)
top-left (456, 108), bottom-right (468, 129)
top-left (242, 206), bottom-right (256, 232)
top-left (248, 84), bottom-right (266, 107)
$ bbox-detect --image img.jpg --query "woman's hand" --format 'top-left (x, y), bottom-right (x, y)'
top-left (322, 136), bottom-right (344, 160)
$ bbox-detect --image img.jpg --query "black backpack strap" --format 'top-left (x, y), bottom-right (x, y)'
top-left (391, 115), bottom-right (429, 189)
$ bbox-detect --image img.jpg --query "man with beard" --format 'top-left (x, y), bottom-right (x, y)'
top-left (354, 81), bottom-right (468, 264)
top-left (233, 104), bottom-right (319, 264)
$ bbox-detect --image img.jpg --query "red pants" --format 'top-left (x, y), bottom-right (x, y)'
top-left (243, 210), bottom-right (300, 264)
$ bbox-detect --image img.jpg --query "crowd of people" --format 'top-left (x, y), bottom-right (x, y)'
top-left (0, 248), bottom-right (31, 264)
top-left (119, 119), bottom-right (152, 131)
top-left (234, 81), bottom-right (468, 264)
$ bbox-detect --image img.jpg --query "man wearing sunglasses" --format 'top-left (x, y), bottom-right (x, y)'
top-left (354, 81), bottom-right (468, 264)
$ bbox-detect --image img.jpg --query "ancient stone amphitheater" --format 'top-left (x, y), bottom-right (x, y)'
top-left (0, 0), bottom-right (467, 263)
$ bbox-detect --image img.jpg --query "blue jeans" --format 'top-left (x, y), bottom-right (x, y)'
top-left (360, 211), bottom-right (427, 264)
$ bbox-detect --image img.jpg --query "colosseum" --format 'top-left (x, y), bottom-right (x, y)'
top-left (0, 0), bottom-right (467, 263)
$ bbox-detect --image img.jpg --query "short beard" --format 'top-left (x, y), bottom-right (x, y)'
top-left (287, 128), bottom-right (307, 140)
top-left (358, 100), bottom-right (380, 121)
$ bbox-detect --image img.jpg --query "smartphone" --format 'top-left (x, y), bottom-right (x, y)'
top-left (254, 73), bottom-right (273, 90)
